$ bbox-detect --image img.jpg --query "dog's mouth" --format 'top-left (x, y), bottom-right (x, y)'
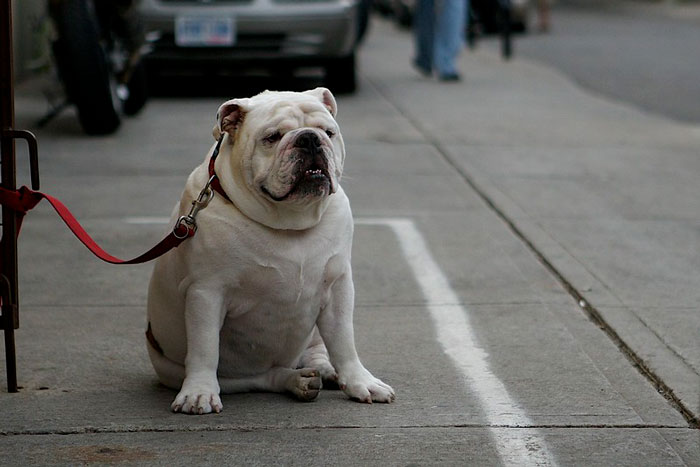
top-left (262, 157), bottom-right (333, 202)
top-left (260, 130), bottom-right (337, 202)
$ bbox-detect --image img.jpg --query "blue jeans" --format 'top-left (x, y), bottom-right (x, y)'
top-left (414, 0), bottom-right (467, 76)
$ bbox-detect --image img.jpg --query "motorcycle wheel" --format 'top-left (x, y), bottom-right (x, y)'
top-left (123, 61), bottom-right (148, 116)
top-left (51, 0), bottom-right (121, 135)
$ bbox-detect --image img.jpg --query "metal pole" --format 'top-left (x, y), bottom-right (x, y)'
top-left (0, 0), bottom-right (20, 393)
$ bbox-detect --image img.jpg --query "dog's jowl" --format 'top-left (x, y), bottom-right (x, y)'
top-left (146, 88), bottom-right (395, 414)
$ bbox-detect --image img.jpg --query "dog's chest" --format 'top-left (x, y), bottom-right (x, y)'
top-left (238, 254), bottom-right (328, 307)
top-left (217, 253), bottom-right (337, 371)
top-left (222, 233), bottom-right (345, 318)
top-left (212, 215), bottom-right (347, 313)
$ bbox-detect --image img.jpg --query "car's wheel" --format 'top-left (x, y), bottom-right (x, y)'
top-left (50, 0), bottom-right (120, 135)
top-left (325, 54), bottom-right (357, 95)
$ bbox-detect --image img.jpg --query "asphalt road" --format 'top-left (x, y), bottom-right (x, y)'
top-left (510, 0), bottom-right (700, 124)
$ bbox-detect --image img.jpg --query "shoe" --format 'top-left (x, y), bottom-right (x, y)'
top-left (413, 60), bottom-right (432, 77)
top-left (438, 72), bottom-right (461, 82)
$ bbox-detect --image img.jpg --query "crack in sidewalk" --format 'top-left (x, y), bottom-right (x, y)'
top-left (435, 148), bottom-right (699, 430)
top-left (0, 423), bottom-right (692, 437)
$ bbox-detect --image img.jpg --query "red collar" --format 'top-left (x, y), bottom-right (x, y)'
top-left (208, 136), bottom-right (231, 203)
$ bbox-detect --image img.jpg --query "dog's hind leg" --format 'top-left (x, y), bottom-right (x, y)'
top-left (149, 343), bottom-right (320, 403)
top-left (218, 367), bottom-right (322, 401)
top-left (150, 342), bottom-right (321, 402)
top-left (299, 326), bottom-right (339, 388)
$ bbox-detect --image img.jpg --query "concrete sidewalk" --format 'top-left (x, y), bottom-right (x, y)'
top-left (362, 14), bottom-right (699, 422)
top-left (1, 16), bottom-right (698, 466)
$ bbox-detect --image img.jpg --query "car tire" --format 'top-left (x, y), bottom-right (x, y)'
top-left (325, 54), bottom-right (357, 95)
top-left (51, 0), bottom-right (121, 135)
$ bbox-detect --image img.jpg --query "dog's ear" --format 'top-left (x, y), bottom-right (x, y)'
top-left (304, 87), bottom-right (337, 118)
top-left (213, 99), bottom-right (248, 140)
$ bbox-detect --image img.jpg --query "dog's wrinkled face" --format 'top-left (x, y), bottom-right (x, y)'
top-left (257, 120), bottom-right (339, 203)
top-left (213, 88), bottom-right (345, 229)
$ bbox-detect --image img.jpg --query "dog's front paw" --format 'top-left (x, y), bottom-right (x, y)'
top-left (339, 368), bottom-right (395, 404)
top-left (171, 381), bottom-right (223, 414)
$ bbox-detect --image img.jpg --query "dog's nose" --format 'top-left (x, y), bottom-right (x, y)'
top-left (294, 131), bottom-right (322, 151)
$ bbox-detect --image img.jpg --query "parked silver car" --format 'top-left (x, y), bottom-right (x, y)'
top-left (138, 0), bottom-right (367, 93)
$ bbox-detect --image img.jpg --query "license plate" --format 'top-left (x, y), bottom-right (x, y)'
top-left (175, 16), bottom-right (236, 47)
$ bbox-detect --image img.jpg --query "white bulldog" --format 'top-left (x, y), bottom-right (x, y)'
top-left (146, 88), bottom-right (395, 414)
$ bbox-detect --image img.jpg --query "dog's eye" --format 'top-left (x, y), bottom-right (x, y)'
top-left (325, 129), bottom-right (335, 139)
top-left (263, 131), bottom-right (282, 144)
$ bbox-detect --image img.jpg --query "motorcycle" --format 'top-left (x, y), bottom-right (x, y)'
top-left (47, 0), bottom-right (148, 135)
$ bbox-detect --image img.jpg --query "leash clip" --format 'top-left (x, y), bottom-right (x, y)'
top-left (173, 175), bottom-right (216, 239)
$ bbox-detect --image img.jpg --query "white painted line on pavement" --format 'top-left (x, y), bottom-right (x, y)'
top-left (356, 217), bottom-right (557, 467)
top-left (126, 215), bottom-right (557, 465)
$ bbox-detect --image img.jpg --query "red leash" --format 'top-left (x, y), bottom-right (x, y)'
top-left (0, 185), bottom-right (194, 264)
top-left (0, 136), bottom-right (226, 265)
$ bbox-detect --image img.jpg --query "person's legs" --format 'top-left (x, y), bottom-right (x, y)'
top-left (433, 0), bottom-right (466, 78)
top-left (413, 0), bottom-right (435, 74)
